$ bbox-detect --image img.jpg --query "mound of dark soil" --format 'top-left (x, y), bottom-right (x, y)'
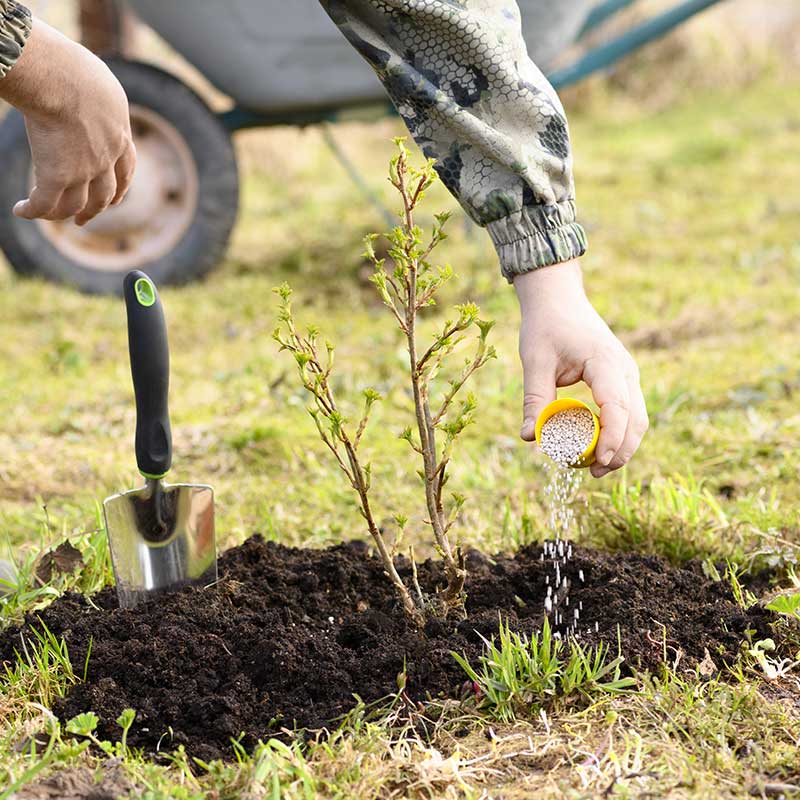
top-left (0, 537), bottom-right (773, 762)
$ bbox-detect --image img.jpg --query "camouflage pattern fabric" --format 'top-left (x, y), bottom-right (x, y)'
top-left (0, 0), bottom-right (30, 80)
top-left (320, 0), bottom-right (587, 280)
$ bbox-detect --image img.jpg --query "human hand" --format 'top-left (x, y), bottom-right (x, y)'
top-left (0, 19), bottom-right (135, 224)
top-left (514, 259), bottom-right (648, 477)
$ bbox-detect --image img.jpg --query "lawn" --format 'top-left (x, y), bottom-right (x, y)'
top-left (1, 66), bottom-right (799, 798)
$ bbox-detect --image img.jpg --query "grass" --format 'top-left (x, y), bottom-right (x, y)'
top-left (1, 60), bottom-right (800, 798)
top-left (453, 619), bottom-right (636, 723)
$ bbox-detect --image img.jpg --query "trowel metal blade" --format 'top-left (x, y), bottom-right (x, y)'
top-left (103, 482), bottom-right (217, 609)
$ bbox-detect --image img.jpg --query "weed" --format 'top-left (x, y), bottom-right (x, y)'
top-left (767, 592), bottom-right (800, 620)
top-left (587, 472), bottom-right (733, 563)
top-left (766, 566), bottom-right (800, 621)
top-left (745, 638), bottom-right (799, 681)
top-left (65, 708), bottom-right (139, 758)
top-left (726, 561), bottom-right (758, 609)
top-left (2, 622), bottom-right (80, 708)
top-left (1, 505), bottom-right (112, 627)
top-left (452, 618), bottom-right (636, 722)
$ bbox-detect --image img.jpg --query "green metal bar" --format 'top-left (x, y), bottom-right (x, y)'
top-left (549, 0), bottom-right (728, 89)
top-left (320, 124), bottom-right (395, 227)
top-left (579, 0), bottom-right (639, 38)
top-left (219, 101), bottom-right (397, 133)
top-left (219, 106), bottom-right (341, 132)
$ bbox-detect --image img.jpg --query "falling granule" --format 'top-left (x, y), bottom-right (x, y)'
top-left (539, 407), bottom-right (595, 467)
top-left (579, 569), bottom-right (585, 582)
top-left (539, 408), bottom-right (593, 635)
top-left (595, 621), bottom-right (599, 633)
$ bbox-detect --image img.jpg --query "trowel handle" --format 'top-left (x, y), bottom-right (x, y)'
top-left (123, 271), bottom-right (173, 479)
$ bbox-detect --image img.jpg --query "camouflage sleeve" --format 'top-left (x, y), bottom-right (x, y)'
top-left (0, 0), bottom-right (31, 81)
top-left (319, 0), bottom-right (587, 282)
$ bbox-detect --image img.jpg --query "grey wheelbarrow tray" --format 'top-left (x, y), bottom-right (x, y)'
top-left (0, 0), bottom-right (729, 294)
top-left (128, 0), bottom-right (727, 129)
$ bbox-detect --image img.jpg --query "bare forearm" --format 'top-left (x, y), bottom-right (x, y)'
top-left (0, 19), bottom-right (77, 116)
top-left (0, 12), bottom-right (135, 223)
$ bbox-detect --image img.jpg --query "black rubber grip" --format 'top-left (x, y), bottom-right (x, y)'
top-left (123, 271), bottom-right (172, 478)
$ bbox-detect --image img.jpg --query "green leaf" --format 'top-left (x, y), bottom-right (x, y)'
top-left (766, 593), bottom-right (800, 617)
top-left (66, 711), bottom-right (98, 736)
top-left (363, 388), bottom-right (382, 405)
top-left (116, 708), bottom-right (136, 730)
top-left (476, 319), bottom-right (496, 340)
top-left (272, 283), bottom-right (292, 302)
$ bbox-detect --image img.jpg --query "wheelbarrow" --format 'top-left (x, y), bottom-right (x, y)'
top-left (0, 0), bottom-right (727, 294)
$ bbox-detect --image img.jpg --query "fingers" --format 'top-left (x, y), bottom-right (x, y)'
top-left (50, 183), bottom-right (90, 220)
top-left (520, 356), bottom-right (557, 442)
top-left (592, 369), bottom-right (649, 478)
top-left (75, 171), bottom-right (117, 226)
top-left (13, 148), bottom-right (131, 224)
top-left (583, 354), bottom-right (631, 471)
top-left (585, 351), bottom-right (649, 478)
top-left (112, 142), bottom-right (136, 206)
top-left (15, 171), bottom-right (119, 225)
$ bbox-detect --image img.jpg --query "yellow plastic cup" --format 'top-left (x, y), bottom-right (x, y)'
top-left (534, 397), bottom-right (600, 468)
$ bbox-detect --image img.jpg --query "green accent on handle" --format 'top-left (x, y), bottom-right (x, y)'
top-left (134, 278), bottom-right (156, 307)
top-left (139, 469), bottom-right (168, 480)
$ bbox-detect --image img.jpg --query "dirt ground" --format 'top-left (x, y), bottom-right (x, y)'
top-left (0, 536), bottom-right (773, 764)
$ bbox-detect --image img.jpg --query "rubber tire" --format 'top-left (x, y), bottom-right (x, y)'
top-left (0, 59), bottom-right (239, 294)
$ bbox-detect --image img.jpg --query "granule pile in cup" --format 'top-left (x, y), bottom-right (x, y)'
top-left (539, 407), bottom-right (595, 466)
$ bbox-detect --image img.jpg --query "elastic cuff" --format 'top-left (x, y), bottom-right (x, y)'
top-left (0, 2), bottom-right (32, 81)
top-left (486, 200), bottom-right (588, 283)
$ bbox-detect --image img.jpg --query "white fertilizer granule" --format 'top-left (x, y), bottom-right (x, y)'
top-left (538, 406), bottom-right (595, 636)
top-left (539, 407), bottom-right (595, 466)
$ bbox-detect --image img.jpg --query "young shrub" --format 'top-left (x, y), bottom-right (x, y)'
top-left (274, 139), bottom-right (495, 623)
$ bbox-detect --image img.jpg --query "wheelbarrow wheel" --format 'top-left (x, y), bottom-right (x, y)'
top-left (0, 59), bottom-right (239, 294)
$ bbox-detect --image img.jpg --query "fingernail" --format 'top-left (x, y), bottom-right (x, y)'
top-left (598, 449), bottom-right (614, 466)
top-left (521, 420), bottom-right (535, 441)
top-left (12, 201), bottom-right (26, 217)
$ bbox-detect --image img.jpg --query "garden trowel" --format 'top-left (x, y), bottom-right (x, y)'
top-left (103, 270), bottom-right (217, 609)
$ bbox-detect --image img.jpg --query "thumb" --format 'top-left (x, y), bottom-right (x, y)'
top-left (521, 359), bottom-right (557, 442)
top-left (13, 199), bottom-right (34, 219)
